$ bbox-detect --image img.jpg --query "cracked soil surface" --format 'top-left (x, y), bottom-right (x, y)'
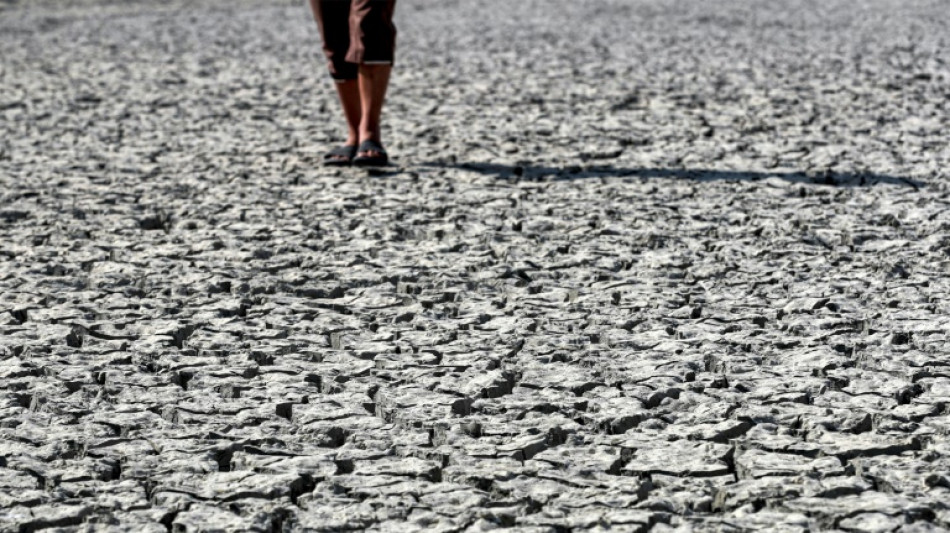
top-left (2, 0), bottom-right (950, 531)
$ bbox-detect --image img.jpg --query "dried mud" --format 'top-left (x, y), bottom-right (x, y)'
top-left (2, 0), bottom-right (950, 531)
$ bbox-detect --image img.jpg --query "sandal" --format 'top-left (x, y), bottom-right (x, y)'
top-left (352, 140), bottom-right (389, 167)
top-left (323, 144), bottom-right (358, 166)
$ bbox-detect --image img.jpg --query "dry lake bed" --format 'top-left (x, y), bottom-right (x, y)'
top-left (2, 0), bottom-right (950, 531)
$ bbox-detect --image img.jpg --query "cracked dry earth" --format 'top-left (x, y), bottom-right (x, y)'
top-left (2, 0), bottom-right (950, 531)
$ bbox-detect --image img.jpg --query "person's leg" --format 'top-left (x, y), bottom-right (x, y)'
top-left (309, 0), bottom-right (361, 161)
top-left (347, 0), bottom-right (397, 159)
top-left (335, 80), bottom-right (362, 147)
top-left (357, 64), bottom-right (391, 151)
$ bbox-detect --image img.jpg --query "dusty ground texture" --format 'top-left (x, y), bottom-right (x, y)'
top-left (2, 0), bottom-right (950, 531)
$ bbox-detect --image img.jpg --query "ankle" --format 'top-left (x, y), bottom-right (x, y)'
top-left (359, 121), bottom-right (382, 140)
top-left (359, 131), bottom-right (382, 144)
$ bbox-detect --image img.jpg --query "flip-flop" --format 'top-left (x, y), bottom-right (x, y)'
top-left (352, 140), bottom-right (389, 167)
top-left (323, 144), bottom-right (358, 166)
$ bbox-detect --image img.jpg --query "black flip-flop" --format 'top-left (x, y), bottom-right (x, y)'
top-left (352, 140), bottom-right (389, 167)
top-left (323, 144), bottom-right (358, 166)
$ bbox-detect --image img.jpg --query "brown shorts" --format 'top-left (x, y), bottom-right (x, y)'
top-left (312, 0), bottom-right (397, 81)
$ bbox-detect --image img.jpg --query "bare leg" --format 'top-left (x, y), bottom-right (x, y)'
top-left (357, 64), bottom-right (392, 157)
top-left (335, 79), bottom-right (362, 147)
top-left (322, 80), bottom-right (362, 164)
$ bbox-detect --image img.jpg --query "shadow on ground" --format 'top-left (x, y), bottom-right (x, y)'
top-left (421, 161), bottom-right (924, 189)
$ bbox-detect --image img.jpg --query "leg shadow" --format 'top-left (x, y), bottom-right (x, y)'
top-left (421, 161), bottom-right (924, 189)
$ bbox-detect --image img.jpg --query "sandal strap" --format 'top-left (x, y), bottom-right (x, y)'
top-left (357, 140), bottom-right (387, 155)
top-left (324, 145), bottom-right (357, 159)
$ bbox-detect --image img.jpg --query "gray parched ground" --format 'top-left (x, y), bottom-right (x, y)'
top-left (2, 0), bottom-right (950, 531)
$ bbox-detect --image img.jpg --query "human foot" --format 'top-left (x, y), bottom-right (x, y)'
top-left (323, 144), bottom-right (358, 166)
top-left (352, 139), bottom-right (389, 167)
